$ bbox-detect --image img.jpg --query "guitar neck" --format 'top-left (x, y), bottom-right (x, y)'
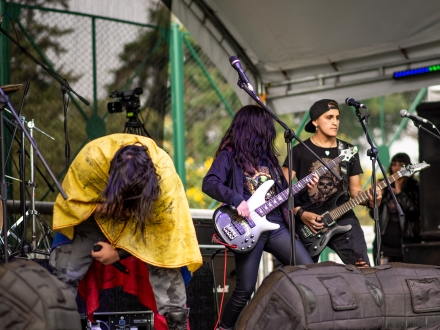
top-left (255, 156), bottom-right (344, 217)
top-left (328, 171), bottom-right (403, 220)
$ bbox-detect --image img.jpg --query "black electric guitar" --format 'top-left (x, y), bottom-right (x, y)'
top-left (213, 146), bottom-right (358, 254)
top-left (297, 162), bottom-right (430, 257)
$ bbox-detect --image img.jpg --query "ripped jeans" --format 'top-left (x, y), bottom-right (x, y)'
top-left (312, 216), bottom-right (370, 267)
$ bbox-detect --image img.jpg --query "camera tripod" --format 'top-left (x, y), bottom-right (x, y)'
top-left (123, 111), bottom-right (151, 138)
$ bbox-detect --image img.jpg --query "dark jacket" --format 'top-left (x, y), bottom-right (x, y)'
top-left (202, 149), bottom-right (310, 223)
top-left (371, 176), bottom-right (420, 239)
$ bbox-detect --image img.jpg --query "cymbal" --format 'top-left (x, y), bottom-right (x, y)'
top-left (0, 84), bottom-right (23, 94)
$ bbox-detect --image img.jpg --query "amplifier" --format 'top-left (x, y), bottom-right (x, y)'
top-left (403, 241), bottom-right (440, 266)
top-left (192, 208), bottom-right (216, 245)
top-left (81, 311), bottom-right (153, 330)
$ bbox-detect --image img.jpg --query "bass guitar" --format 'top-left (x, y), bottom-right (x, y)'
top-left (213, 146), bottom-right (358, 253)
top-left (296, 162), bottom-right (430, 257)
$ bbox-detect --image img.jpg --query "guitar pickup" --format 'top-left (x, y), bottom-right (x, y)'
top-left (231, 218), bottom-right (246, 235)
top-left (300, 226), bottom-right (314, 239)
top-left (246, 217), bottom-right (256, 228)
top-left (223, 224), bottom-right (238, 240)
top-left (321, 212), bottom-right (335, 227)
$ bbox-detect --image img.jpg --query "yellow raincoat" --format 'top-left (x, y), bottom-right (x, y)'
top-left (53, 134), bottom-right (202, 273)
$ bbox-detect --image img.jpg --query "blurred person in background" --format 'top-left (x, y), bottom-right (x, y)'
top-left (370, 152), bottom-right (421, 264)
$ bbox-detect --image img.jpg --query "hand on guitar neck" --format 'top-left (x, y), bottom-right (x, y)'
top-left (296, 162), bottom-right (429, 257)
top-left (296, 183), bottom-right (382, 234)
top-left (363, 185), bottom-right (383, 208)
top-left (391, 178), bottom-right (404, 194)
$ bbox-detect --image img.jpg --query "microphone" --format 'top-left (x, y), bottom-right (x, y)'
top-left (229, 56), bottom-right (254, 92)
top-left (399, 109), bottom-right (432, 124)
top-left (92, 244), bottom-right (129, 274)
top-left (345, 98), bottom-right (367, 108)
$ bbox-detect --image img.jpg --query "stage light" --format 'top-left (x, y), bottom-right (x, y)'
top-left (393, 64), bottom-right (440, 79)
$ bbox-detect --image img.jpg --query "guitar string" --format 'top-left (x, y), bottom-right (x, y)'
top-left (255, 157), bottom-right (341, 216)
top-left (249, 150), bottom-right (363, 219)
top-left (330, 171), bottom-right (403, 219)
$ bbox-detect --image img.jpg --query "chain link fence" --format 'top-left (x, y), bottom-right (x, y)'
top-left (2, 1), bottom-right (243, 220)
top-left (1, 1), bottom-right (424, 257)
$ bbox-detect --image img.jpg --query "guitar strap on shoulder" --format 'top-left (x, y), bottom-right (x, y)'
top-left (225, 146), bottom-right (236, 189)
top-left (337, 139), bottom-right (350, 197)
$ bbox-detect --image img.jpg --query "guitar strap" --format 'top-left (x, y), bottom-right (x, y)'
top-left (337, 139), bottom-right (350, 197)
top-left (225, 145), bottom-right (236, 190)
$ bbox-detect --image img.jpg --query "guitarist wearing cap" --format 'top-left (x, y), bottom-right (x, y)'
top-left (282, 99), bottom-right (382, 268)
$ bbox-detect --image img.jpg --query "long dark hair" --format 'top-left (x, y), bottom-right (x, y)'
top-left (388, 152), bottom-right (411, 175)
top-left (215, 105), bottom-right (280, 174)
top-left (99, 145), bottom-right (160, 238)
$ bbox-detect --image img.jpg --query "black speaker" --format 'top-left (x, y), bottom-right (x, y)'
top-left (198, 248), bottom-right (236, 321)
top-left (194, 219), bottom-right (216, 245)
top-left (186, 262), bottom-right (216, 330)
top-left (403, 242), bottom-right (440, 266)
top-left (417, 102), bottom-right (440, 239)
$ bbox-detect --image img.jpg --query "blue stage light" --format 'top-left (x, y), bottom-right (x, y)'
top-left (393, 64), bottom-right (440, 79)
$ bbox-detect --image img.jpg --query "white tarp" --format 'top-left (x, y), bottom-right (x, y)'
top-left (169, 0), bottom-right (440, 113)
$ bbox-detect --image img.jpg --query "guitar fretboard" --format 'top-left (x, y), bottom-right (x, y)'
top-left (328, 171), bottom-right (405, 220)
top-left (254, 153), bottom-right (349, 217)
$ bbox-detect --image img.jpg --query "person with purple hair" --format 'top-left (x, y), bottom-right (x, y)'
top-left (202, 105), bottom-right (316, 330)
top-left (50, 134), bottom-right (202, 330)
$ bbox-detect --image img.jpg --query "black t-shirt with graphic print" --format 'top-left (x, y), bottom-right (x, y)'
top-left (282, 138), bottom-right (363, 219)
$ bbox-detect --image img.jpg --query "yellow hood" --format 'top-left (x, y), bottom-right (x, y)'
top-left (53, 134), bottom-right (202, 273)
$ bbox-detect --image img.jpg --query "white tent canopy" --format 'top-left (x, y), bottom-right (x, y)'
top-left (168, 0), bottom-right (440, 113)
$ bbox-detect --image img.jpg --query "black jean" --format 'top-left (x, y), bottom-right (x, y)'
top-left (220, 222), bottom-right (313, 328)
top-left (312, 216), bottom-right (370, 266)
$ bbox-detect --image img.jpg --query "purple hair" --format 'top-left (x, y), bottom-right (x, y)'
top-left (99, 145), bottom-right (160, 238)
top-left (215, 105), bottom-right (280, 174)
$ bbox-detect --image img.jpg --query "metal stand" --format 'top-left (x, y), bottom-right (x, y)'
top-left (350, 104), bottom-right (403, 266)
top-left (27, 119), bottom-right (54, 256)
top-left (5, 117), bottom-right (55, 258)
top-left (123, 110), bottom-right (151, 138)
top-left (0, 93), bottom-right (10, 263)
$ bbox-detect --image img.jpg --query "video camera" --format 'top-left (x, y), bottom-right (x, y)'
top-left (107, 87), bottom-right (143, 113)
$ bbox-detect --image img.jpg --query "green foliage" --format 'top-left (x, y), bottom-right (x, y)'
top-left (6, 1), bottom-right (80, 204)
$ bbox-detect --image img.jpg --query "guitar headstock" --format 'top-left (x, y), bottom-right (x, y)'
top-left (340, 146), bottom-right (358, 162)
top-left (399, 161), bottom-right (430, 177)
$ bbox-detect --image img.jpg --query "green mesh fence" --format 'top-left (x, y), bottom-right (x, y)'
top-left (1, 1), bottom-right (424, 257)
top-left (1, 2), bottom-right (243, 219)
top-left (179, 32), bottom-right (242, 209)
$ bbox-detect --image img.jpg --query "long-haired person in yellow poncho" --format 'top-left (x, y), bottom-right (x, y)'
top-left (49, 134), bottom-right (202, 330)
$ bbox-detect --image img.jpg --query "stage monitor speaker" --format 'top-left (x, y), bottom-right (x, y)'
top-left (403, 242), bottom-right (440, 266)
top-left (417, 102), bottom-right (440, 239)
top-left (188, 249), bottom-right (236, 328)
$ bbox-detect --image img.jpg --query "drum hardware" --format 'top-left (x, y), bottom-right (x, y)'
top-left (0, 88), bottom-right (56, 260)
top-left (5, 116), bottom-right (55, 259)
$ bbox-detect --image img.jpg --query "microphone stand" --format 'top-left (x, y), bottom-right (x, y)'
top-left (351, 105), bottom-right (403, 266)
top-left (235, 78), bottom-right (342, 266)
top-left (0, 94), bottom-right (9, 263)
top-left (410, 120), bottom-right (440, 140)
top-left (0, 26), bottom-right (89, 107)
top-left (0, 23), bottom-right (89, 170)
